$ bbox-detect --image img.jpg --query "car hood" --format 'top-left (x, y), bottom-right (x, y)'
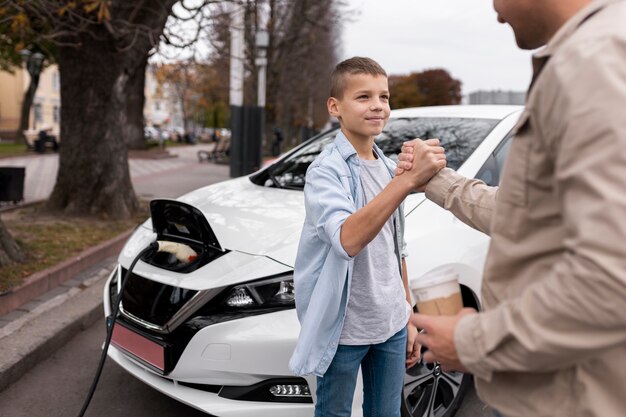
top-left (141, 176), bottom-right (426, 267)
top-left (175, 177), bottom-right (305, 266)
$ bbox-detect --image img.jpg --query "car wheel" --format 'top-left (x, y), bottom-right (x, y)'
top-left (401, 359), bottom-right (471, 417)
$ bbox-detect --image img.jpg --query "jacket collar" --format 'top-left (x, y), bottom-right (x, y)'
top-left (334, 130), bottom-right (388, 167)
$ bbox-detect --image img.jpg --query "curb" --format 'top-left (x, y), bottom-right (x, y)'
top-left (0, 229), bottom-right (132, 316)
top-left (0, 265), bottom-right (112, 393)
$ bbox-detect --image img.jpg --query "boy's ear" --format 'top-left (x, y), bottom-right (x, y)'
top-left (327, 97), bottom-right (340, 118)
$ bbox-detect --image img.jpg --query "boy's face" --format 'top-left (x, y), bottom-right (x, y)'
top-left (328, 73), bottom-right (390, 142)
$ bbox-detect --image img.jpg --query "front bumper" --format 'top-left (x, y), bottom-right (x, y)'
top-left (108, 347), bottom-right (313, 417)
top-left (103, 268), bottom-right (314, 416)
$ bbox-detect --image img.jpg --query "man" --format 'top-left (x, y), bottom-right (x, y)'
top-left (397, 1), bottom-right (626, 416)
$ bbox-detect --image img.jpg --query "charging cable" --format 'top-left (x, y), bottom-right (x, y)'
top-left (76, 241), bottom-right (157, 417)
top-left (76, 240), bottom-right (199, 417)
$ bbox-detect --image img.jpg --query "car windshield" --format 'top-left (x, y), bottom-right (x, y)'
top-left (257, 117), bottom-right (499, 190)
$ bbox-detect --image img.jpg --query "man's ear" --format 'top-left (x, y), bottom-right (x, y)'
top-left (327, 97), bottom-right (340, 118)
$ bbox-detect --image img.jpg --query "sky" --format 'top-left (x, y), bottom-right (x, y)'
top-left (340, 0), bottom-right (534, 95)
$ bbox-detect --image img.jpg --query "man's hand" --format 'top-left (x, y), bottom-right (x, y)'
top-left (406, 324), bottom-right (421, 368)
top-left (395, 138), bottom-right (446, 192)
top-left (411, 308), bottom-right (477, 372)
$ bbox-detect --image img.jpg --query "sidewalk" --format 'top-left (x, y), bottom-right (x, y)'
top-left (0, 144), bottom-right (231, 392)
top-left (0, 143), bottom-right (222, 205)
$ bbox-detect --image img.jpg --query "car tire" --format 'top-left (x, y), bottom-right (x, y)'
top-left (401, 360), bottom-right (471, 417)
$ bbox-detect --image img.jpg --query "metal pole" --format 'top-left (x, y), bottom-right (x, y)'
top-left (229, 5), bottom-right (245, 177)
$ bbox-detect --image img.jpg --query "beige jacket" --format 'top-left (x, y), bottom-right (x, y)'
top-left (425, 1), bottom-right (626, 416)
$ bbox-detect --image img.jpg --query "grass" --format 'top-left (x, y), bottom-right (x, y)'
top-left (0, 203), bottom-right (149, 293)
top-left (0, 142), bottom-right (29, 157)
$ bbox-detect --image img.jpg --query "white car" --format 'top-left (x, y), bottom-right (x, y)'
top-left (104, 105), bottom-right (522, 417)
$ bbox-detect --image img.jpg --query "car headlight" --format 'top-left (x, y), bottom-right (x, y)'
top-left (224, 274), bottom-right (295, 309)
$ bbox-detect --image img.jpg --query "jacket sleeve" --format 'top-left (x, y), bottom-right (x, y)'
top-left (304, 164), bottom-right (355, 261)
top-left (425, 168), bottom-right (497, 235)
top-left (454, 37), bottom-right (626, 381)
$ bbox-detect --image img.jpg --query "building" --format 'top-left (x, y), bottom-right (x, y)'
top-left (0, 64), bottom-right (61, 141)
top-left (468, 90), bottom-right (526, 105)
top-left (1, 62), bottom-right (183, 142)
top-left (144, 64), bottom-right (184, 134)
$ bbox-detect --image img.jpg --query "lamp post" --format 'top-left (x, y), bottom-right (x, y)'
top-left (18, 49), bottom-right (45, 141)
top-left (255, 30), bottom-right (269, 108)
top-left (229, 5), bottom-right (246, 177)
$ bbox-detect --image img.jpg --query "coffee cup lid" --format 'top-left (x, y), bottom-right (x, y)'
top-left (410, 266), bottom-right (459, 290)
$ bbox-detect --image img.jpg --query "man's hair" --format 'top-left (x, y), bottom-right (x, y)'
top-left (330, 57), bottom-right (387, 99)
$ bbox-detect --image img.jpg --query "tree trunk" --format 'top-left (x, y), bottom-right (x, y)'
top-left (45, 0), bottom-right (175, 219)
top-left (125, 55), bottom-right (148, 150)
top-left (46, 33), bottom-right (140, 219)
top-left (0, 217), bottom-right (24, 267)
top-left (18, 61), bottom-right (43, 145)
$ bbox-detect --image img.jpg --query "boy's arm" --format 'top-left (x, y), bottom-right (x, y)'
top-left (402, 257), bottom-right (421, 367)
top-left (341, 139), bottom-right (445, 257)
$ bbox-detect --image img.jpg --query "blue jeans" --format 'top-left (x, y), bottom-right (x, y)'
top-left (315, 327), bottom-right (407, 417)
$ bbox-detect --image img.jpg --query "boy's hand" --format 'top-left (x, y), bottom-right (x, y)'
top-left (406, 323), bottom-right (421, 368)
top-left (395, 139), bottom-right (446, 191)
top-left (412, 308), bottom-right (477, 372)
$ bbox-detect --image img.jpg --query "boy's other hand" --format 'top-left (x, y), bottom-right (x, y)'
top-left (395, 138), bottom-right (446, 191)
top-left (406, 323), bottom-right (421, 368)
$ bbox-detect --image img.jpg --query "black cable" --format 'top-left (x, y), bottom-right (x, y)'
top-left (77, 241), bottom-right (158, 417)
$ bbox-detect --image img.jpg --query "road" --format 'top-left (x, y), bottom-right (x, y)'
top-left (0, 319), bottom-right (493, 417)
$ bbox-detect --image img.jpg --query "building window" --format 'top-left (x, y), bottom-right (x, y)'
top-left (33, 103), bottom-right (43, 126)
top-left (53, 105), bottom-right (60, 123)
top-left (52, 71), bottom-right (60, 91)
top-left (155, 101), bottom-right (161, 111)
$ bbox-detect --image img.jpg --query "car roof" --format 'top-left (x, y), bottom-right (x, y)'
top-left (390, 105), bottom-right (523, 119)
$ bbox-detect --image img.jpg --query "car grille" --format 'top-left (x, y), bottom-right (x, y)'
top-left (120, 268), bottom-right (199, 327)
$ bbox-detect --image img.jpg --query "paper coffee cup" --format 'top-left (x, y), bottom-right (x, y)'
top-left (410, 266), bottom-right (463, 316)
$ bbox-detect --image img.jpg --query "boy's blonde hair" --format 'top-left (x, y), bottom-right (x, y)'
top-left (330, 57), bottom-right (387, 99)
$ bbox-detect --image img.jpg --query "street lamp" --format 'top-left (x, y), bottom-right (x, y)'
top-left (255, 29), bottom-right (269, 108)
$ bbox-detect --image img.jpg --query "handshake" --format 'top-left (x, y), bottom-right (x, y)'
top-left (395, 138), bottom-right (447, 192)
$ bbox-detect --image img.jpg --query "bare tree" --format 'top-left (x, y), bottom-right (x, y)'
top-left (203, 0), bottom-right (344, 151)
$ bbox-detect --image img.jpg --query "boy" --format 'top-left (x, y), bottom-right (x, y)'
top-left (289, 57), bottom-right (446, 417)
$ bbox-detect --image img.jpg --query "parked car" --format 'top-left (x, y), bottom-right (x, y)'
top-left (104, 105), bottom-right (523, 417)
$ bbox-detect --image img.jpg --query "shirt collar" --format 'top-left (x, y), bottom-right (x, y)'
top-left (334, 130), bottom-right (358, 161)
top-left (528, 0), bottom-right (622, 92)
top-left (334, 130), bottom-right (389, 167)
top-left (534, 0), bottom-right (622, 60)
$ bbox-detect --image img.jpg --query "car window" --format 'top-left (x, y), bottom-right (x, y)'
top-left (475, 131), bottom-right (514, 186)
top-left (375, 117), bottom-right (499, 170)
top-left (254, 117), bottom-right (500, 190)
top-left (257, 129), bottom-right (337, 189)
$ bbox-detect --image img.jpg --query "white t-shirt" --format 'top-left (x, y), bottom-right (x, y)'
top-left (339, 157), bottom-right (411, 345)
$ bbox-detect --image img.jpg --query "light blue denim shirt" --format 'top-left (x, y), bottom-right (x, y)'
top-left (289, 131), bottom-right (408, 377)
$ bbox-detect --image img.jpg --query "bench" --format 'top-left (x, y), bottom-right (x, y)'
top-left (23, 130), bottom-right (39, 149)
top-left (23, 130), bottom-right (59, 152)
top-left (197, 136), bottom-right (231, 164)
top-left (197, 150), bottom-right (211, 163)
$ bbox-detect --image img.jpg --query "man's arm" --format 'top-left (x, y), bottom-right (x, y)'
top-left (398, 145), bottom-right (497, 235)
